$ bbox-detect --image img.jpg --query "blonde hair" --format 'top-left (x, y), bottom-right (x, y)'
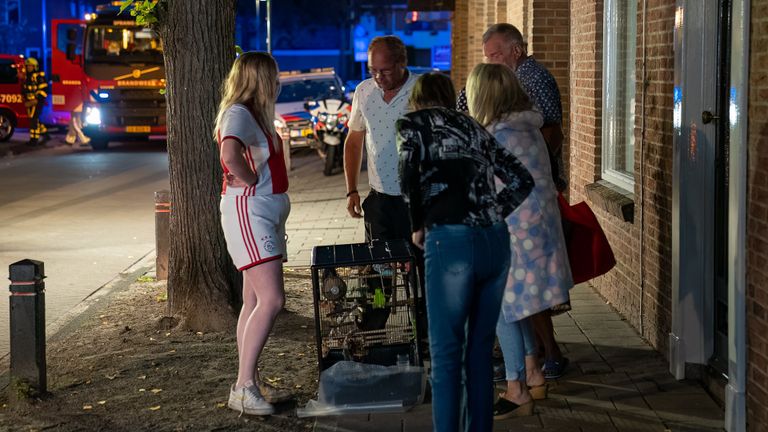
top-left (213, 51), bottom-right (280, 151)
top-left (466, 63), bottom-right (532, 127)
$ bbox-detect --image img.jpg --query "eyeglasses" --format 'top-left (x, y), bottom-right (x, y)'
top-left (368, 67), bottom-right (396, 78)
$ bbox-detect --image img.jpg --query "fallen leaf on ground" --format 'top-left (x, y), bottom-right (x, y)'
top-left (149, 406), bottom-right (161, 411)
top-left (196, 332), bottom-right (203, 336)
top-left (97, 401), bottom-right (106, 405)
top-left (216, 402), bottom-right (226, 408)
top-left (295, 384), bottom-right (302, 389)
top-left (105, 373), bottom-right (118, 380)
top-left (138, 375), bottom-right (146, 380)
top-left (83, 404), bottom-right (93, 410)
top-left (150, 389), bottom-right (162, 394)
top-left (277, 353), bottom-right (286, 357)
top-left (138, 388), bottom-right (146, 392)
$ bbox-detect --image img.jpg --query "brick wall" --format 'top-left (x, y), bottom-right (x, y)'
top-left (568, 0), bottom-right (675, 351)
top-left (747, 0), bottom-right (768, 428)
top-left (452, 0), bottom-right (571, 180)
top-left (530, 0), bottom-right (571, 186)
top-left (451, 0), bottom-right (489, 89)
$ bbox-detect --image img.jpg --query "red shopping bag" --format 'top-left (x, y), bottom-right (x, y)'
top-left (557, 193), bottom-right (616, 284)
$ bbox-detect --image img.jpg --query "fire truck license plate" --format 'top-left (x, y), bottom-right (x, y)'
top-left (126, 126), bottom-right (151, 133)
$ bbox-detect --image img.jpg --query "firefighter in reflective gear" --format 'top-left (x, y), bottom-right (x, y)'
top-left (22, 57), bottom-right (49, 146)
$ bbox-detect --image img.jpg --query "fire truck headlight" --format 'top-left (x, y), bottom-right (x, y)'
top-left (85, 107), bottom-right (102, 126)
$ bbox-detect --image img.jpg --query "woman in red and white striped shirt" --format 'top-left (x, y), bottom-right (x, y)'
top-left (213, 51), bottom-right (290, 416)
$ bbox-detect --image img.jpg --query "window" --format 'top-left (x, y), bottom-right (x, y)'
top-left (602, 0), bottom-right (637, 191)
top-left (0, 59), bottom-right (18, 84)
top-left (1, 0), bottom-right (20, 25)
top-left (276, 78), bottom-right (343, 104)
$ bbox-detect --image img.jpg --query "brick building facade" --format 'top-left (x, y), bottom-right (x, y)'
top-left (451, 0), bottom-right (766, 430)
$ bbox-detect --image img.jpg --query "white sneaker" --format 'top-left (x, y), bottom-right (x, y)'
top-left (228, 384), bottom-right (274, 416)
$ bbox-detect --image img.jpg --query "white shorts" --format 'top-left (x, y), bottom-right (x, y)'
top-left (220, 193), bottom-right (290, 270)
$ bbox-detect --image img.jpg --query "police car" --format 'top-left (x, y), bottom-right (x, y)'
top-left (275, 68), bottom-right (346, 151)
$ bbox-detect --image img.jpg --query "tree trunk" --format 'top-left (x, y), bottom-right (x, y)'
top-left (158, 0), bottom-right (240, 331)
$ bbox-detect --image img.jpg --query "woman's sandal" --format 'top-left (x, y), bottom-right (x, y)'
top-left (492, 396), bottom-right (535, 420)
top-left (528, 383), bottom-right (548, 400)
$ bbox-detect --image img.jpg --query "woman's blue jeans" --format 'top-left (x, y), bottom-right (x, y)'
top-left (496, 315), bottom-right (537, 381)
top-left (424, 223), bottom-right (510, 432)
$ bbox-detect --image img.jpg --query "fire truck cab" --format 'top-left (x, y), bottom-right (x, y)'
top-left (0, 54), bottom-right (30, 142)
top-left (50, 2), bottom-right (166, 150)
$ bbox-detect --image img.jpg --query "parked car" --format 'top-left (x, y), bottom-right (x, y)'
top-left (275, 68), bottom-right (346, 152)
top-left (0, 54), bottom-right (30, 142)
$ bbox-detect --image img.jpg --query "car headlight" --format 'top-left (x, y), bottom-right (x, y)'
top-left (84, 106), bottom-right (101, 126)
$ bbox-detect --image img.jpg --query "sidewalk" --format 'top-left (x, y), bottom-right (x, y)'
top-left (314, 284), bottom-right (725, 432)
top-left (284, 148), bottom-right (369, 266)
top-left (0, 151), bottom-right (724, 431)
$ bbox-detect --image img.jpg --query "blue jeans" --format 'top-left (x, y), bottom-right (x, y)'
top-left (424, 223), bottom-right (510, 432)
top-left (496, 316), bottom-right (536, 381)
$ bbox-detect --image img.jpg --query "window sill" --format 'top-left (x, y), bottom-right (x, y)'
top-left (584, 180), bottom-right (634, 223)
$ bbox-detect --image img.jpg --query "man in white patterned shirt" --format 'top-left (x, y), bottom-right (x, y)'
top-left (344, 35), bottom-right (418, 243)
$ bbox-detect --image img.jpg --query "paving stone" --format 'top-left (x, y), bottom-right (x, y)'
top-left (579, 361), bottom-right (614, 375)
top-left (553, 326), bottom-right (587, 336)
top-left (493, 413), bottom-right (543, 430)
top-left (556, 333), bottom-right (592, 345)
top-left (402, 404), bottom-right (433, 431)
top-left (576, 320), bottom-right (635, 330)
top-left (608, 411), bottom-right (666, 431)
top-left (540, 402), bottom-right (617, 431)
top-left (582, 327), bottom-right (641, 339)
top-left (550, 379), bottom-right (599, 400)
top-left (644, 392), bottom-right (725, 424)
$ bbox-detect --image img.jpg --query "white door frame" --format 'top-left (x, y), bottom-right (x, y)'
top-left (725, 0), bottom-right (748, 430)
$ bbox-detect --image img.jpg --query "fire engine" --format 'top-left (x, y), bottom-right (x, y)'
top-left (50, 2), bottom-right (165, 150)
top-left (0, 54), bottom-right (29, 142)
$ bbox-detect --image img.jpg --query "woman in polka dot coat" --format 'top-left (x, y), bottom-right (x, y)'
top-left (467, 63), bottom-right (573, 419)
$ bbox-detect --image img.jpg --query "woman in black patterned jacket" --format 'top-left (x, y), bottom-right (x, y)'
top-left (397, 72), bottom-right (534, 432)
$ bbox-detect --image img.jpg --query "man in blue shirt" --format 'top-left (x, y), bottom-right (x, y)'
top-left (457, 23), bottom-right (566, 192)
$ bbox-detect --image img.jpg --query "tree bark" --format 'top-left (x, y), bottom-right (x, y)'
top-left (158, 0), bottom-right (240, 331)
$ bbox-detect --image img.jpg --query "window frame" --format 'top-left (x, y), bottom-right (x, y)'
top-left (601, 0), bottom-right (638, 193)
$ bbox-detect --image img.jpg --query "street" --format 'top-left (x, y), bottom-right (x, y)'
top-left (0, 136), bottom-right (170, 354)
top-left (0, 135), bottom-right (368, 355)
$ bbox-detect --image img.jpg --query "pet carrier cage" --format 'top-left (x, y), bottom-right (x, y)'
top-left (311, 240), bottom-right (424, 372)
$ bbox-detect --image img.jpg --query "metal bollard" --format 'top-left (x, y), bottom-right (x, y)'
top-left (155, 190), bottom-right (171, 281)
top-left (8, 259), bottom-right (47, 399)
